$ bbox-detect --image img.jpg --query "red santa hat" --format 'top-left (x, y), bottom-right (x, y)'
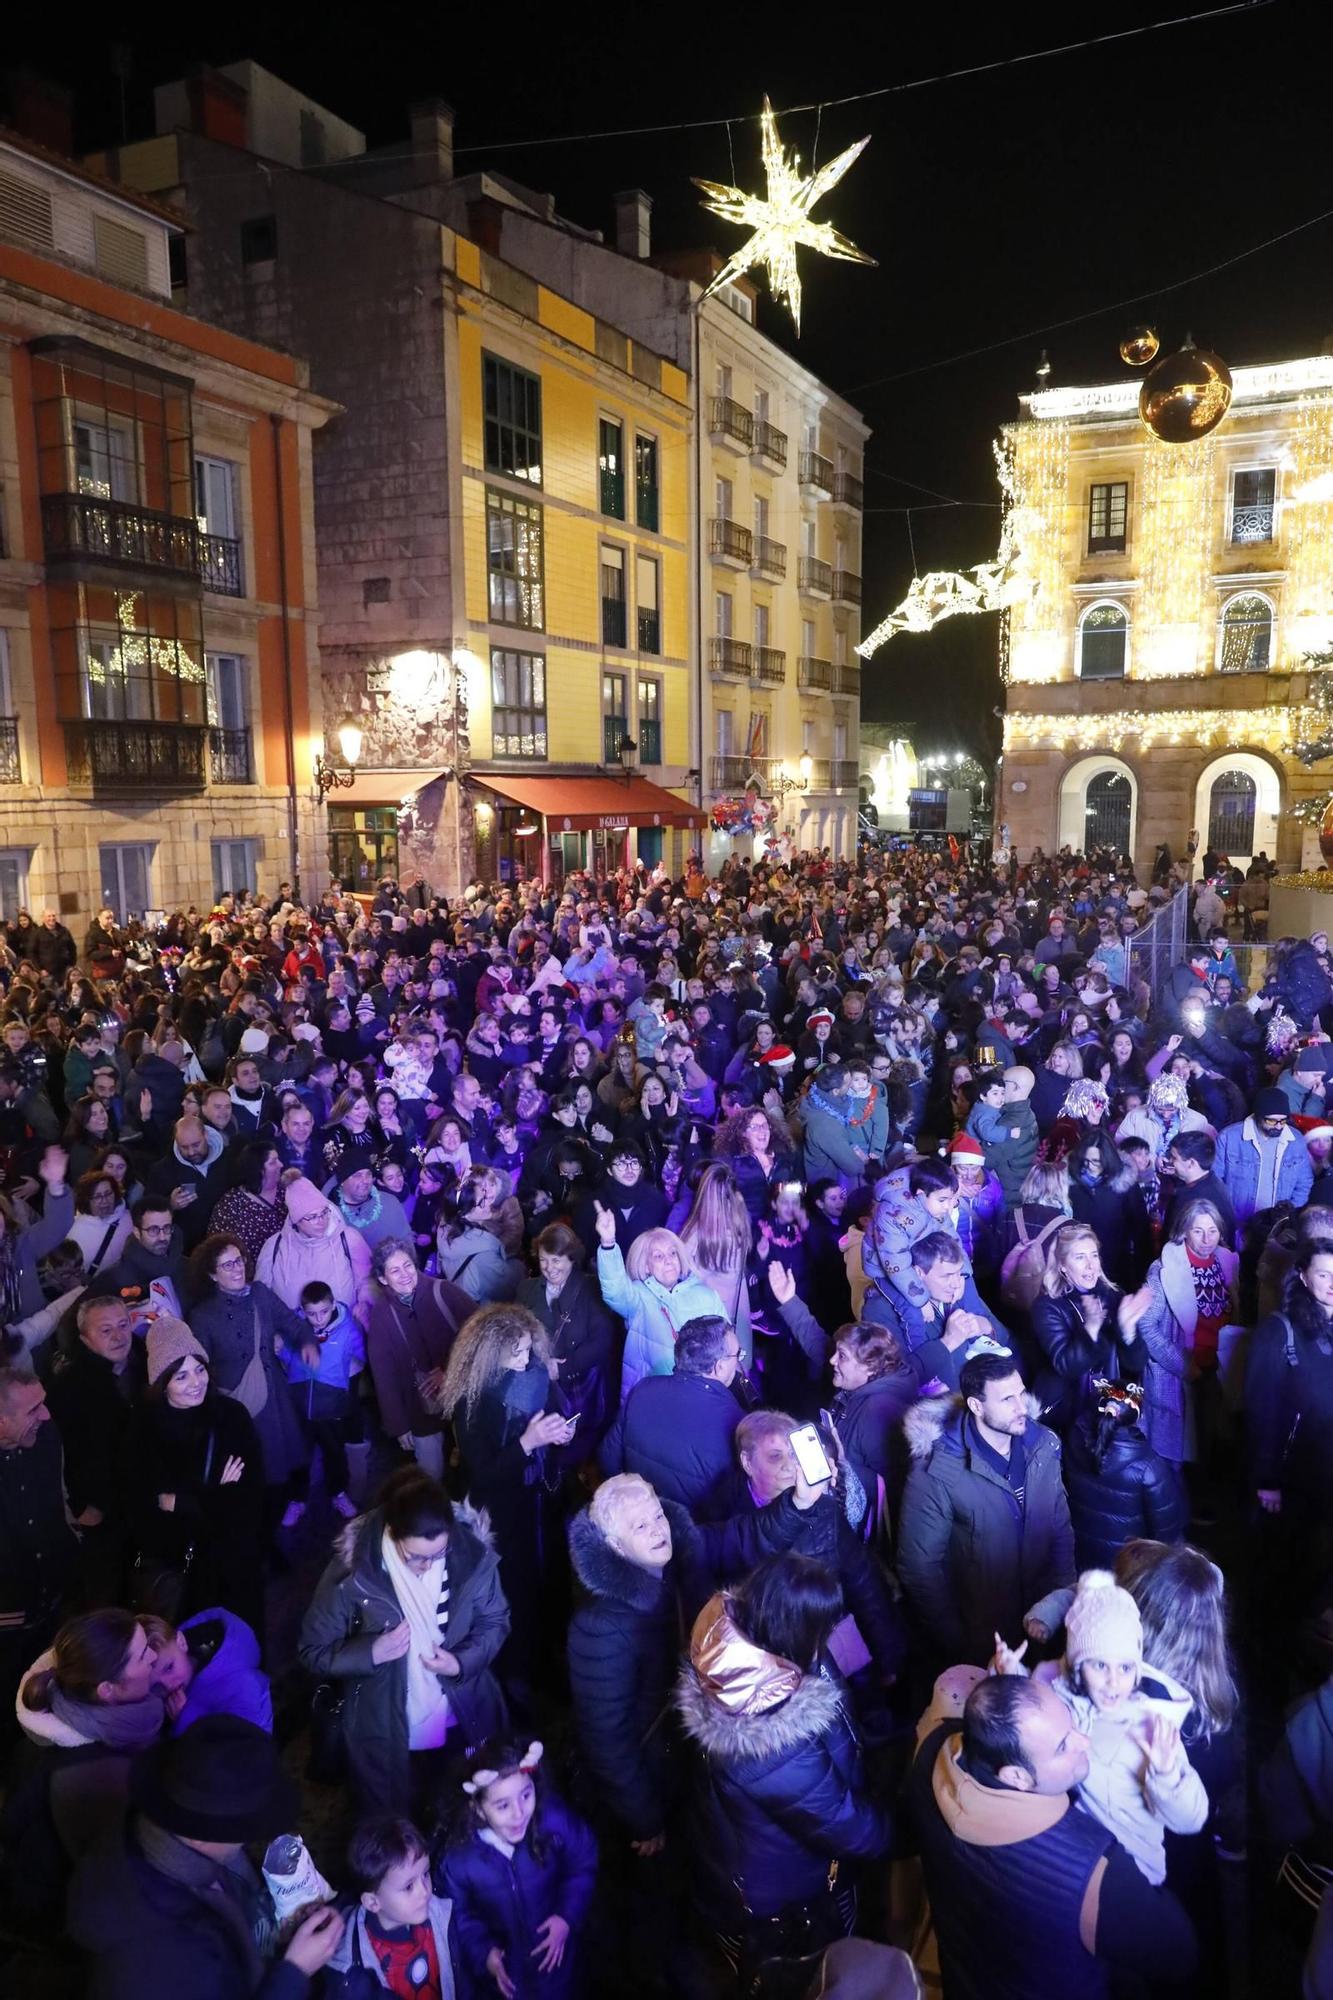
top-left (948, 1133), bottom-right (986, 1165)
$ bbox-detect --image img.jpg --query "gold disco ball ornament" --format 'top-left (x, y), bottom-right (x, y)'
top-left (1119, 324), bottom-right (1160, 367)
top-left (1138, 338), bottom-right (1233, 443)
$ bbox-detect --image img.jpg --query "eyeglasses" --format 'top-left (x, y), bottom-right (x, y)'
top-left (215, 1254), bottom-right (247, 1272)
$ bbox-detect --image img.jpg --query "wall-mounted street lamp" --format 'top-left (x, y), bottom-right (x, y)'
top-left (314, 715), bottom-right (364, 798)
top-left (616, 734), bottom-right (639, 787)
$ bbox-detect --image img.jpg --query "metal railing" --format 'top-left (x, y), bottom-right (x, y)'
top-left (799, 450), bottom-right (833, 491)
top-left (832, 758), bottom-right (859, 788)
top-left (832, 569), bottom-right (862, 605)
top-left (752, 419), bottom-right (788, 467)
top-left (753, 535), bottom-right (787, 579)
top-left (833, 663), bottom-right (861, 696)
top-left (709, 397), bottom-right (753, 448)
top-left (712, 754), bottom-right (778, 790)
top-left (753, 647), bottom-right (786, 684)
top-left (1231, 503), bottom-right (1275, 545)
top-left (602, 594), bottom-right (627, 647)
top-left (637, 608), bottom-right (660, 654)
top-left (709, 637), bottom-right (752, 677)
top-left (638, 719), bottom-right (661, 763)
top-left (1125, 886), bottom-right (1189, 1018)
top-left (600, 468), bottom-right (625, 518)
top-left (209, 725), bottom-right (252, 784)
top-left (42, 493), bottom-right (201, 579)
top-left (0, 718), bottom-right (20, 782)
top-left (201, 533), bottom-right (243, 596)
top-left (63, 719), bottom-right (207, 792)
top-left (832, 471), bottom-right (864, 509)
top-left (709, 517), bottom-right (753, 565)
top-left (798, 556), bottom-right (833, 595)
top-left (798, 655), bottom-right (834, 691)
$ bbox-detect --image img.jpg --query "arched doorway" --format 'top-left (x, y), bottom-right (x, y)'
top-left (1191, 752), bottom-right (1281, 873)
top-left (1057, 756), bottom-right (1138, 859)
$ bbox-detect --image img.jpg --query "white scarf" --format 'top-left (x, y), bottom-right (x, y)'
top-left (380, 1530), bottom-right (451, 1748)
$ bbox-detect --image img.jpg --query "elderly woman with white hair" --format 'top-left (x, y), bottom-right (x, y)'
top-left (565, 1466), bottom-right (830, 1854)
top-left (592, 1207), bottom-right (723, 1397)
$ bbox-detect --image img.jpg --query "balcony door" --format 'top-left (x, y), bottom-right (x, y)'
top-left (207, 653), bottom-right (248, 730)
top-left (100, 842), bottom-right (154, 922)
top-left (73, 416), bottom-right (137, 502)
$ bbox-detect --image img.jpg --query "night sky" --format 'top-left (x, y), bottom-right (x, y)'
top-left (7, 1), bottom-right (1321, 761)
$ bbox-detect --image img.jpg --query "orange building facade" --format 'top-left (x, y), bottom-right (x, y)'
top-left (0, 129), bottom-right (334, 920)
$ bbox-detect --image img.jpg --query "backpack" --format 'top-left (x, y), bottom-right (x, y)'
top-left (1000, 1211), bottom-right (1064, 1313)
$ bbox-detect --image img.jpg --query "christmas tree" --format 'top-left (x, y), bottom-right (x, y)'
top-left (1289, 642), bottom-right (1333, 824)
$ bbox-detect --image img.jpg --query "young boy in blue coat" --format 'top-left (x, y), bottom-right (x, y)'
top-left (326, 1813), bottom-right (457, 1999)
top-left (281, 1278), bottom-right (365, 1520)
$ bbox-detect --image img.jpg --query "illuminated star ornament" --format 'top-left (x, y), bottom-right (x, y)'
top-left (694, 98), bottom-right (874, 334)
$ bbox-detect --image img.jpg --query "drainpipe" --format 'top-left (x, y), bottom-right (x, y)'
top-left (692, 299), bottom-right (705, 836)
top-left (269, 413), bottom-right (301, 899)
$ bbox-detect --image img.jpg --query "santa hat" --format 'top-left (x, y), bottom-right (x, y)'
top-left (948, 1133), bottom-right (986, 1164)
top-left (807, 1009), bottom-right (835, 1030)
top-left (1304, 1123), bottom-right (1333, 1146)
top-left (759, 1045), bottom-right (796, 1068)
top-left (1064, 1569), bottom-right (1142, 1674)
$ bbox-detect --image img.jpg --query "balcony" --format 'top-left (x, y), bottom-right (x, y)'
top-left (709, 637), bottom-right (753, 679)
top-left (637, 608), bottom-right (661, 654)
top-left (832, 569), bottom-right (862, 606)
top-left (709, 517), bottom-right (754, 568)
top-left (753, 647), bottom-right (786, 685)
top-left (832, 759), bottom-right (859, 788)
top-left (798, 555), bottom-right (833, 598)
top-left (712, 754), bottom-right (778, 791)
top-left (209, 726), bottom-right (253, 784)
top-left (752, 419), bottom-right (788, 471)
top-left (42, 493), bottom-right (201, 582)
top-left (1231, 502), bottom-right (1276, 545)
top-left (710, 397), bottom-right (753, 453)
top-left (798, 655), bottom-right (834, 692)
top-left (833, 663), bottom-right (861, 697)
top-left (63, 719), bottom-right (207, 794)
top-left (753, 535), bottom-right (787, 581)
top-left (799, 450), bottom-right (834, 495)
top-left (0, 718), bottom-right (20, 782)
top-left (638, 718), bottom-right (661, 764)
top-left (602, 596), bottom-right (628, 648)
top-left (832, 471), bottom-right (864, 511)
top-left (201, 533), bottom-right (244, 596)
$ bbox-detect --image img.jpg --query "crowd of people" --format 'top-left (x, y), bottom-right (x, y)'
top-left (0, 840), bottom-right (1331, 1998)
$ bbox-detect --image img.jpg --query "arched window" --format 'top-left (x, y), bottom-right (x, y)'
top-left (1078, 602), bottom-right (1128, 681)
top-left (1085, 771), bottom-right (1132, 852)
top-left (1208, 769), bottom-right (1258, 853)
top-left (1219, 593), bottom-right (1273, 673)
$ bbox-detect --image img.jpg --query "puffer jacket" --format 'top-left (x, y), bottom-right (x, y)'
top-left (675, 1594), bottom-right (889, 1926)
top-left (436, 1224), bottom-right (523, 1304)
top-left (594, 1241), bottom-right (723, 1397)
top-left (298, 1501), bottom-right (510, 1811)
top-left (438, 1793), bottom-right (597, 2000)
top-left (897, 1394), bottom-right (1075, 1667)
top-left (1029, 1284), bottom-right (1140, 1432)
top-left (1062, 1412), bottom-right (1187, 1572)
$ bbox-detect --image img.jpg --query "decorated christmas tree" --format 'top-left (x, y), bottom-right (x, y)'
top-left (1289, 643), bottom-right (1333, 825)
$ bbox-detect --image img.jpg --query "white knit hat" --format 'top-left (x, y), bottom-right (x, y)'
top-left (1063, 1569), bottom-right (1142, 1671)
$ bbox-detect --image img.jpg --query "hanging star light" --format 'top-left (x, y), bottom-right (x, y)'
top-left (693, 97), bottom-right (875, 334)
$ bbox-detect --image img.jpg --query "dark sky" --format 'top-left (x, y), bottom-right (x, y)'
top-left (7, 1), bottom-right (1319, 760)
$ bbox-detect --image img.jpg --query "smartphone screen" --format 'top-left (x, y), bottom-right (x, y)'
top-left (788, 1424), bottom-right (834, 1487)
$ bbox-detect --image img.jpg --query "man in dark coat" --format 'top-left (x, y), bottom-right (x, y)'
top-left (32, 909), bottom-right (77, 978)
top-left (92, 1198), bottom-right (188, 1327)
top-left (897, 1350), bottom-right (1075, 1669)
top-left (143, 1117), bottom-right (230, 1251)
top-left (46, 1295), bottom-right (143, 1604)
top-left (0, 1369), bottom-right (78, 1743)
top-left (66, 1716), bottom-right (344, 2000)
top-left (599, 1317), bottom-right (743, 1514)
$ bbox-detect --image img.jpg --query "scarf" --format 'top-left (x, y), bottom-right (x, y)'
top-left (50, 1681), bottom-right (166, 1748)
top-left (136, 1816), bottom-right (271, 1983)
top-left (379, 1530), bottom-right (451, 1749)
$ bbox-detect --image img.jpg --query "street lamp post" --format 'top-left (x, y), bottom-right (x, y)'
top-left (314, 715), bottom-right (364, 799)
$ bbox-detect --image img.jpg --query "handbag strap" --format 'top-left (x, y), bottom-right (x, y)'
top-left (203, 1429), bottom-right (216, 1484)
top-left (86, 1218), bottom-right (120, 1277)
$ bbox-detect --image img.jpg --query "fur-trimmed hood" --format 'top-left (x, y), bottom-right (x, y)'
top-left (675, 1595), bottom-right (844, 1762)
top-left (332, 1496), bottom-right (495, 1575)
top-left (902, 1390), bottom-right (1044, 1464)
top-left (566, 1498), bottom-right (691, 1612)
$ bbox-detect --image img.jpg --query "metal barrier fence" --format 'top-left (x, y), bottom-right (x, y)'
top-left (1126, 886), bottom-right (1188, 1018)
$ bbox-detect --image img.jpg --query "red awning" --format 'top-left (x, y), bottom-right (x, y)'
top-left (333, 768), bottom-right (449, 804)
top-left (475, 773), bottom-right (702, 832)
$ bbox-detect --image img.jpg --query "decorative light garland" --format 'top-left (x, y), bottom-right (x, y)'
top-left (1004, 703), bottom-right (1316, 756)
top-left (1270, 872), bottom-right (1333, 890)
top-left (694, 98), bottom-right (874, 334)
top-left (1133, 432), bottom-right (1215, 679)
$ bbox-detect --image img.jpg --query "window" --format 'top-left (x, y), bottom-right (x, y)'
top-left (1078, 602), bottom-right (1128, 680)
top-left (802, 520), bottom-right (817, 559)
top-left (746, 711), bottom-right (769, 760)
top-left (0, 848), bottom-right (30, 920)
top-left (801, 617), bottom-right (816, 658)
top-left (715, 591), bottom-right (733, 638)
top-left (754, 495), bottom-right (770, 542)
top-left (603, 671), bottom-right (629, 764)
top-left (1087, 481), bottom-right (1128, 554)
top-left (638, 676), bottom-right (662, 763)
top-left (206, 653), bottom-right (247, 730)
top-left (602, 546), bottom-right (627, 647)
top-left (716, 709), bottom-right (735, 756)
top-left (195, 456), bottom-right (238, 540)
top-left (240, 216), bottom-right (277, 264)
top-left (1207, 770), bottom-right (1258, 853)
top-left (1084, 773), bottom-right (1131, 853)
top-left (491, 648), bottom-right (547, 758)
top-left (753, 603), bottom-right (770, 650)
top-left (636, 554), bottom-right (660, 653)
top-left (328, 807), bottom-right (398, 893)
top-left (74, 417), bottom-right (137, 502)
top-left (0, 170), bottom-right (53, 253)
top-left (1231, 467), bottom-right (1276, 544)
top-left (100, 842), bottom-right (154, 922)
top-left (834, 719), bottom-right (848, 762)
top-left (483, 354), bottom-right (542, 484)
top-left (801, 717), bottom-right (815, 754)
top-left (211, 839), bottom-right (256, 900)
top-left (755, 388), bottom-right (770, 425)
top-left (486, 490), bottom-right (544, 628)
top-left (599, 418), bottom-right (624, 517)
top-left (716, 364), bottom-right (733, 401)
top-left (58, 589), bottom-right (206, 725)
top-left (832, 624), bottom-right (847, 667)
top-left (1219, 593), bottom-right (1273, 673)
top-left (635, 434), bottom-right (659, 531)
top-left (715, 474), bottom-right (734, 520)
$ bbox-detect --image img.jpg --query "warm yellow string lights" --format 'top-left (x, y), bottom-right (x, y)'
top-left (1004, 703), bottom-right (1313, 756)
top-left (694, 98), bottom-right (875, 334)
top-left (1134, 432), bottom-right (1215, 679)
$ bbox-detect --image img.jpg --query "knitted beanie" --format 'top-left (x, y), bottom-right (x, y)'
top-left (1064, 1569), bottom-right (1142, 1671)
top-left (146, 1315), bottom-right (208, 1386)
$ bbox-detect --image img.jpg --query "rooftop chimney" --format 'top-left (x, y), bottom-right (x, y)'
top-left (614, 188), bottom-right (652, 261)
top-left (5, 68), bottom-right (74, 156)
top-left (410, 99), bottom-right (454, 184)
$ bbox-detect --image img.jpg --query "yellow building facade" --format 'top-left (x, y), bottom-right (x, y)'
top-left (998, 355), bottom-right (1333, 874)
top-left (453, 236), bottom-right (702, 883)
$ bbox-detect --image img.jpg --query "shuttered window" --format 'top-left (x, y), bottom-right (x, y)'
top-left (93, 215), bottom-right (150, 291)
top-left (0, 170), bottom-right (54, 253)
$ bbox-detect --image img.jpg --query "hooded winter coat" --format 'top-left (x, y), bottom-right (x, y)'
top-left (594, 1240), bottom-right (724, 1397)
top-left (167, 1608), bottom-right (272, 1734)
top-left (143, 1127), bottom-right (228, 1250)
top-left (298, 1501), bottom-right (510, 1811)
top-left (437, 1223), bottom-right (523, 1303)
top-left (897, 1395), bottom-right (1075, 1667)
top-left (516, 1267), bottom-right (621, 1444)
top-left (1062, 1412), bottom-right (1187, 1572)
top-left (674, 1594), bottom-right (889, 1926)
top-left (564, 1495), bottom-right (812, 1841)
top-left (438, 1791), bottom-right (598, 2000)
top-left (120, 1390), bottom-right (265, 1633)
top-left (254, 1176), bottom-right (374, 1320)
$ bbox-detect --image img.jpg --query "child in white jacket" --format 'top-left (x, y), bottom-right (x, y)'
top-left (995, 1568), bottom-right (1207, 1884)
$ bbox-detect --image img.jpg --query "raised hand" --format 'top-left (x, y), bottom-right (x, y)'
top-left (1135, 1713), bottom-right (1182, 1777)
top-left (768, 1260), bottom-right (796, 1306)
top-left (593, 1201), bottom-right (617, 1248)
top-left (218, 1454), bottom-right (246, 1485)
top-left (991, 1631), bottom-right (1029, 1676)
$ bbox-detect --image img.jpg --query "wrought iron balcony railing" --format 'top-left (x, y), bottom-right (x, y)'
top-left (709, 518), bottom-right (754, 565)
top-left (63, 719), bottom-right (207, 793)
top-left (798, 450), bottom-right (834, 492)
top-left (209, 726), bottom-right (252, 784)
top-left (798, 656), bottom-right (834, 692)
top-left (752, 419), bottom-right (788, 468)
top-left (709, 397), bottom-right (753, 448)
top-left (753, 647), bottom-right (786, 685)
top-left (832, 569), bottom-right (862, 605)
top-left (831, 471), bottom-right (864, 509)
top-left (0, 717), bottom-right (20, 782)
top-left (709, 637), bottom-right (752, 677)
top-left (201, 533), bottom-right (244, 596)
top-left (1231, 502), bottom-right (1276, 545)
top-left (42, 493), bottom-right (201, 579)
top-left (798, 556), bottom-right (833, 595)
top-left (711, 754), bottom-right (778, 790)
top-left (753, 535), bottom-right (787, 580)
